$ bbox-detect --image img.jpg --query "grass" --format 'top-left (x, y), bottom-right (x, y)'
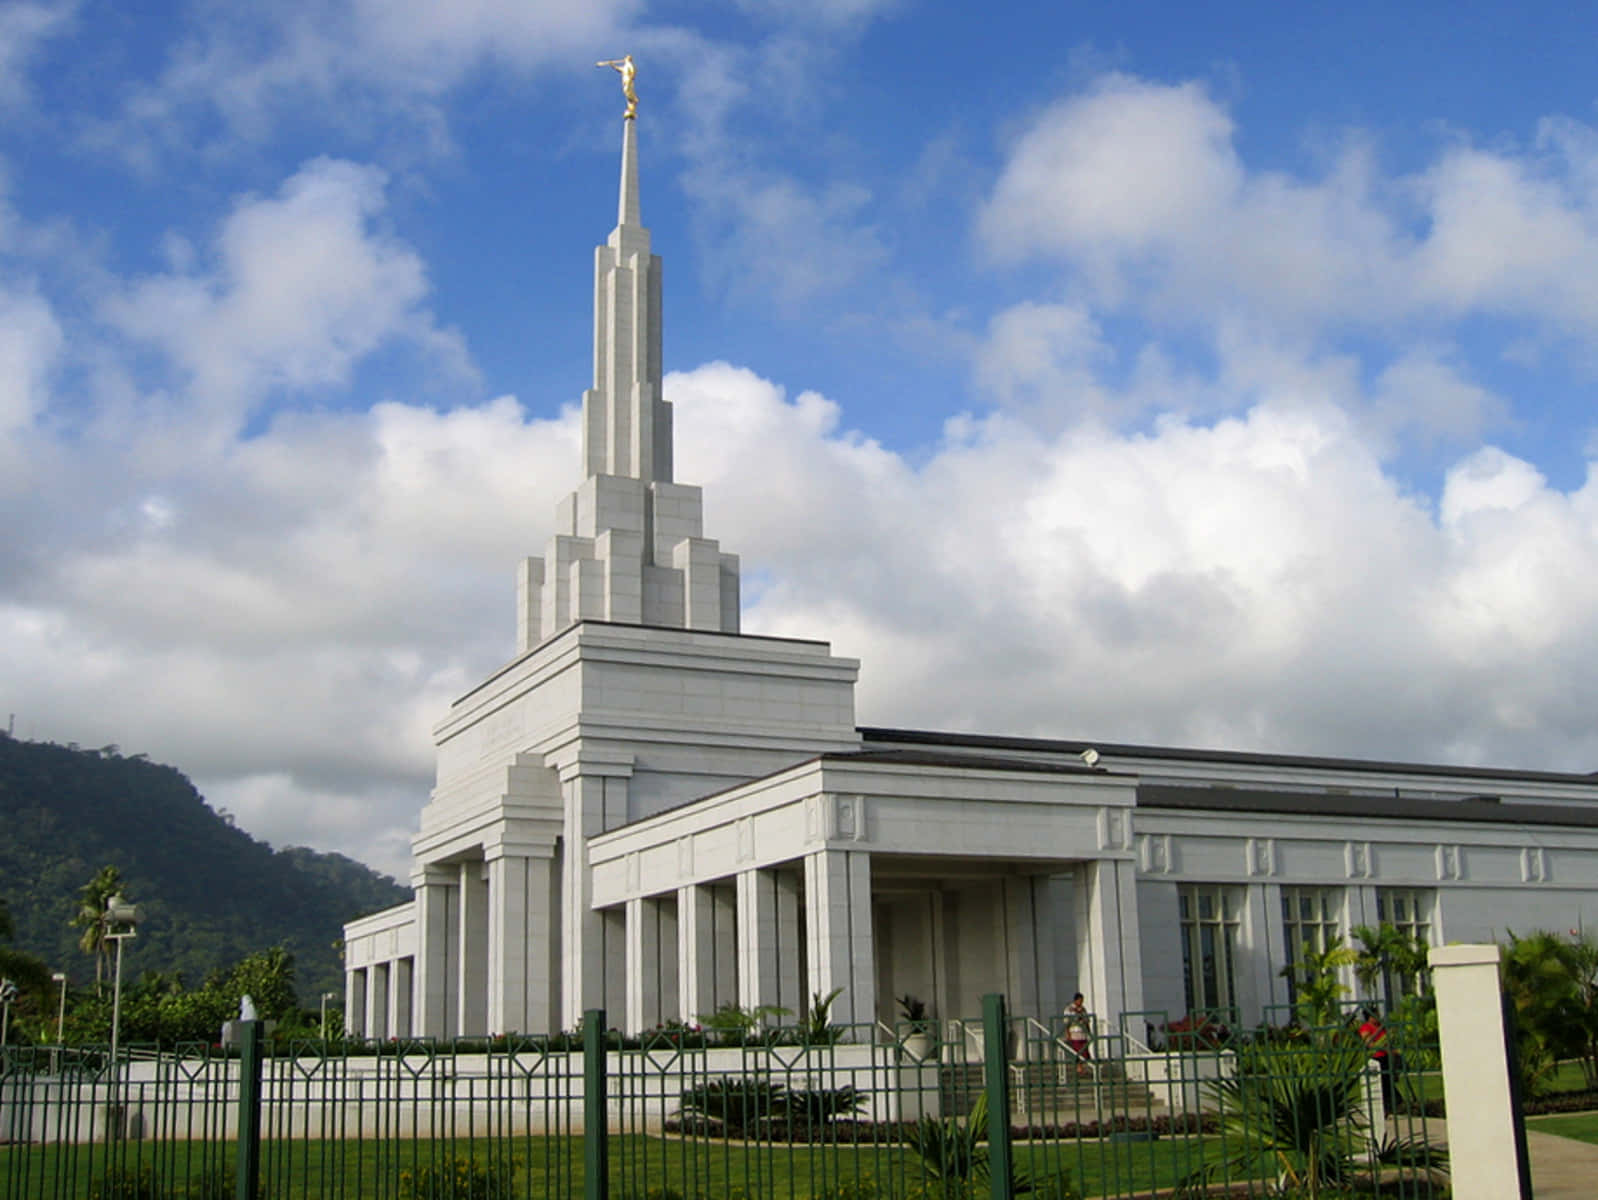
top-left (1527, 1111), bottom-right (1598, 1147)
top-left (2, 1129), bottom-right (1262, 1200)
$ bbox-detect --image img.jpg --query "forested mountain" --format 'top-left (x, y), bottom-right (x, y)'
top-left (0, 733), bottom-right (409, 1001)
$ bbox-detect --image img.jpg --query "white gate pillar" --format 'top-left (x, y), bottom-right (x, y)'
top-left (1430, 944), bottom-right (1531, 1200)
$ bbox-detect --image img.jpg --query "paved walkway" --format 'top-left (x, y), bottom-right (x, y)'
top-left (1525, 1127), bottom-right (1598, 1199)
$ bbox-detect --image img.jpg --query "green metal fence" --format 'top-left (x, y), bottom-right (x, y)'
top-left (0, 995), bottom-right (1448, 1199)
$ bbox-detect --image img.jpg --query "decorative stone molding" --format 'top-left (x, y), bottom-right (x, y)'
top-left (1246, 837), bottom-right (1276, 877)
top-left (1097, 807), bottom-right (1131, 852)
top-left (1138, 833), bottom-right (1172, 875)
top-left (1435, 844), bottom-right (1463, 881)
top-left (1521, 847), bottom-right (1548, 884)
top-left (1344, 841), bottom-right (1373, 879)
top-left (833, 794), bottom-right (864, 841)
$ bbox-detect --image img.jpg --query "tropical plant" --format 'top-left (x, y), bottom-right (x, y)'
top-left (72, 865), bottom-right (124, 990)
top-left (696, 1000), bottom-right (791, 1045)
top-left (1501, 929), bottom-right (1598, 1094)
top-left (1279, 940), bottom-right (1360, 1026)
top-left (1351, 922), bottom-right (1431, 1009)
top-left (898, 993), bottom-right (931, 1030)
top-left (676, 1075), bottom-right (865, 1138)
top-left (903, 1088), bottom-right (992, 1192)
top-left (1179, 1031), bottom-right (1370, 1198)
top-left (804, 985), bottom-right (845, 1044)
top-left (901, 1089), bottom-right (1034, 1197)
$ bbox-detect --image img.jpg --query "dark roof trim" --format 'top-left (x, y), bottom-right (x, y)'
top-left (1139, 783), bottom-right (1598, 829)
top-left (860, 726), bottom-right (1598, 788)
top-left (820, 748), bottom-right (1105, 775)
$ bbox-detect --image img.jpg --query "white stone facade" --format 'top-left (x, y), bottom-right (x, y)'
top-left (344, 118), bottom-right (1598, 1044)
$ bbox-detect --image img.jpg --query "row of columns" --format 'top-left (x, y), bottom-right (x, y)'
top-left (621, 851), bottom-right (877, 1033)
top-left (347, 957), bottom-right (414, 1039)
top-left (391, 842), bottom-right (1141, 1039)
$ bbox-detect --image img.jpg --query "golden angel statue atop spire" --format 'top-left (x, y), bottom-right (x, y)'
top-left (596, 55), bottom-right (638, 120)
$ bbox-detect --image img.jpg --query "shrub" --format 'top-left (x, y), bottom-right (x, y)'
top-left (399, 1155), bottom-right (513, 1200)
top-left (88, 1166), bottom-right (167, 1200)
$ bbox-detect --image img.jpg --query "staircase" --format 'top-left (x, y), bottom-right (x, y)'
top-left (938, 1060), bottom-right (1165, 1126)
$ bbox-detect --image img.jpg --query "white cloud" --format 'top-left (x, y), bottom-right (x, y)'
top-left (973, 301), bottom-right (1115, 427)
top-left (105, 158), bottom-right (459, 427)
top-left (979, 69), bottom-right (1598, 357)
top-left (0, 283), bottom-right (62, 434)
top-left (0, 0), bottom-right (75, 113)
top-left (668, 361), bottom-right (1598, 771)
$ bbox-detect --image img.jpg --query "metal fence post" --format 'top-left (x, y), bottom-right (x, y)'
top-left (235, 1019), bottom-right (265, 1200)
top-left (584, 1009), bottom-right (608, 1200)
top-left (982, 993), bottom-right (1013, 1200)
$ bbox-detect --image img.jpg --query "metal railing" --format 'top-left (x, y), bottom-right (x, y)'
top-left (0, 999), bottom-right (1448, 1200)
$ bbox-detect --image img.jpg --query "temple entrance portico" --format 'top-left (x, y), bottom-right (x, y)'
top-left (588, 754), bottom-right (1146, 1037)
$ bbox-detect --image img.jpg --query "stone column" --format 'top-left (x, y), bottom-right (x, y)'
top-left (487, 852), bottom-right (557, 1036)
top-left (804, 850), bottom-right (876, 1027)
top-left (413, 866), bottom-right (456, 1037)
top-left (348, 968), bottom-right (368, 1037)
top-left (562, 774), bottom-right (627, 1029)
top-left (1430, 945), bottom-right (1531, 1200)
top-left (458, 860), bottom-right (489, 1036)
top-left (712, 883), bottom-right (738, 1009)
top-left (775, 869), bottom-right (802, 1014)
top-left (393, 957), bottom-right (414, 1039)
top-left (737, 868), bottom-right (779, 1013)
top-left (1074, 858), bottom-right (1145, 1037)
top-left (678, 884), bottom-right (716, 1023)
top-left (369, 962), bottom-right (390, 1039)
top-left (626, 896), bottom-right (680, 1032)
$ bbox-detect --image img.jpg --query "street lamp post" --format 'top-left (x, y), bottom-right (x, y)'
top-left (105, 895), bottom-right (142, 1081)
top-left (0, 978), bottom-right (17, 1047)
top-left (52, 972), bottom-right (68, 1044)
top-left (320, 991), bottom-right (337, 1046)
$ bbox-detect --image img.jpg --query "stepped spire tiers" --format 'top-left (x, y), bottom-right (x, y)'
top-left (516, 112), bottom-right (741, 652)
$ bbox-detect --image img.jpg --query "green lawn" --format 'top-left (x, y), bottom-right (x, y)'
top-left (2, 1130), bottom-right (1253, 1200)
top-left (1527, 1112), bottom-right (1598, 1146)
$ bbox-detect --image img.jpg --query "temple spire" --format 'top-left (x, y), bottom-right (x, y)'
top-left (618, 115), bottom-right (641, 229)
top-left (513, 71), bottom-right (742, 650)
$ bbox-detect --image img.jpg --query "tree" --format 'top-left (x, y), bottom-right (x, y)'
top-left (1501, 929), bottom-right (1598, 1093)
top-left (0, 894), bottom-right (12, 942)
top-left (71, 865), bottom-right (124, 989)
top-left (1351, 922), bottom-right (1431, 1012)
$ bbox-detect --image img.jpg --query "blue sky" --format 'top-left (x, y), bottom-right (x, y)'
top-left (5, 0), bottom-right (1598, 878)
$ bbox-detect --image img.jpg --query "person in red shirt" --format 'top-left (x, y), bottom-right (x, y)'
top-left (1359, 1009), bottom-right (1396, 1112)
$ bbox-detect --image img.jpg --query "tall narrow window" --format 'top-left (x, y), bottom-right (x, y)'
top-left (1280, 886), bottom-right (1344, 1002)
top-left (1374, 887), bottom-right (1434, 1003)
top-left (1178, 884), bottom-right (1241, 1016)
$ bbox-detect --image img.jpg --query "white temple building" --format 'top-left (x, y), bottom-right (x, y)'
top-left (343, 114), bottom-right (1598, 1044)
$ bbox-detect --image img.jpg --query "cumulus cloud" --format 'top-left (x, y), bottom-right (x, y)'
top-left (979, 70), bottom-right (1598, 351)
top-left (105, 158), bottom-right (462, 429)
top-left (669, 363), bottom-right (1598, 771)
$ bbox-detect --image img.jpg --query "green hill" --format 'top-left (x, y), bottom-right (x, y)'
top-left (0, 733), bottom-right (410, 1002)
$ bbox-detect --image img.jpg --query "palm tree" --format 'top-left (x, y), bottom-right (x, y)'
top-left (1351, 923), bottom-right (1430, 1010)
top-left (71, 865), bottom-right (123, 990)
